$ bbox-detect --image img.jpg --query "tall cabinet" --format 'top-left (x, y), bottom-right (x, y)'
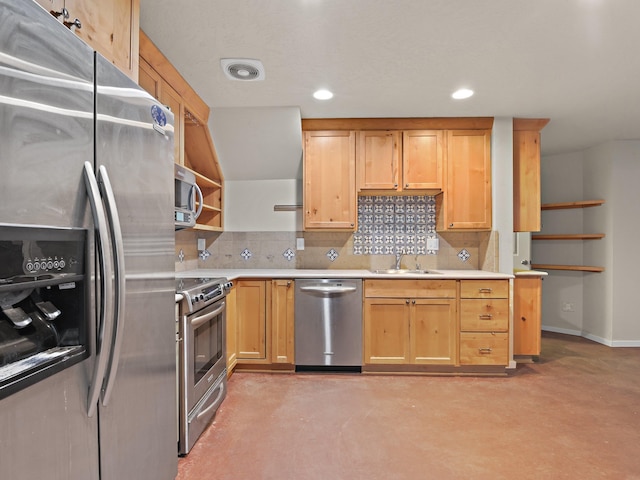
top-left (138, 31), bottom-right (224, 231)
top-left (35, 0), bottom-right (140, 81)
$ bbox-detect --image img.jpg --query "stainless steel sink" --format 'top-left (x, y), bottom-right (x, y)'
top-left (371, 269), bottom-right (439, 275)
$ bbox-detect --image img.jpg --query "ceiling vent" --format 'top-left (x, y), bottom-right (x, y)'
top-left (220, 58), bottom-right (265, 81)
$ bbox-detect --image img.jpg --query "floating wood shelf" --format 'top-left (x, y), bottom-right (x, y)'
top-left (531, 264), bottom-right (604, 273)
top-left (532, 234), bottom-right (605, 240)
top-left (541, 200), bottom-right (605, 210)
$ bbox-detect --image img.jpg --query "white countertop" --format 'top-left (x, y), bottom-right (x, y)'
top-left (513, 269), bottom-right (548, 277)
top-left (176, 269), bottom-right (513, 281)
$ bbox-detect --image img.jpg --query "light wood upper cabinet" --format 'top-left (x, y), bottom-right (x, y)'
top-left (513, 118), bottom-right (550, 232)
top-left (36, 0), bottom-right (140, 81)
top-left (402, 130), bottom-right (444, 190)
top-left (139, 31), bottom-right (224, 231)
top-left (440, 129), bottom-right (492, 231)
top-left (356, 130), bottom-right (443, 192)
top-left (357, 131), bottom-right (401, 190)
top-left (303, 131), bottom-right (357, 230)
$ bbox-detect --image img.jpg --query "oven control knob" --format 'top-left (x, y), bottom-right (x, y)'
top-left (199, 294), bottom-right (205, 301)
top-left (193, 296), bottom-right (199, 303)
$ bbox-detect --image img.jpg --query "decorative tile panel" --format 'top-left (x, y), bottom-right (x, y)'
top-left (240, 248), bottom-right (252, 260)
top-left (458, 248), bottom-right (471, 262)
top-left (353, 196), bottom-right (437, 255)
top-left (282, 248), bottom-right (295, 261)
top-left (326, 248), bottom-right (339, 261)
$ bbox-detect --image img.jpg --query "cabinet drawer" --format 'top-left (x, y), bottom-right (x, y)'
top-left (460, 280), bottom-right (508, 299)
top-left (460, 299), bottom-right (509, 331)
top-left (364, 279), bottom-right (456, 298)
top-left (459, 332), bottom-right (508, 365)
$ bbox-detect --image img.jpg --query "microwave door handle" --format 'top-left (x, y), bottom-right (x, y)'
top-left (191, 183), bottom-right (204, 220)
top-left (97, 165), bottom-right (126, 407)
top-left (83, 162), bottom-right (115, 418)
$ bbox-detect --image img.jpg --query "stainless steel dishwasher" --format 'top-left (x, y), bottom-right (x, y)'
top-left (294, 279), bottom-right (362, 372)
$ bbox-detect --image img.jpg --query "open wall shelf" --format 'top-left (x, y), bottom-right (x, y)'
top-left (535, 199), bottom-right (605, 273)
top-left (531, 264), bottom-right (604, 273)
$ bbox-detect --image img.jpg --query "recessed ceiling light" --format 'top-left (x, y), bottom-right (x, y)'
top-left (452, 88), bottom-right (474, 100)
top-left (313, 89), bottom-right (333, 100)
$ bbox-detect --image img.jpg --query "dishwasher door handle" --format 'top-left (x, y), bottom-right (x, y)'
top-left (299, 285), bottom-right (358, 295)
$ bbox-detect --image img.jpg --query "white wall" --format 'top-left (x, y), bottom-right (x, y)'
top-left (535, 151), bottom-right (585, 335)
top-left (538, 141), bottom-right (640, 345)
top-left (224, 179), bottom-right (302, 231)
top-left (491, 117), bottom-right (514, 274)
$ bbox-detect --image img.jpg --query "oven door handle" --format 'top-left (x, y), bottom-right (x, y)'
top-left (190, 301), bottom-right (225, 329)
top-left (83, 162), bottom-right (115, 418)
top-left (97, 165), bottom-right (126, 408)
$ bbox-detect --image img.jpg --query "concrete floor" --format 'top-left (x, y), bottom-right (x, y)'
top-left (177, 332), bottom-right (640, 480)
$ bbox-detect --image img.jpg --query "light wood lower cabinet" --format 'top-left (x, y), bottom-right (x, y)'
top-left (231, 279), bottom-right (294, 370)
top-left (513, 276), bottom-right (542, 356)
top-left (225, 284), bottom-right (237, 374)
top-left (364, 280), bottom-right (457, 366)
top-left (459, 280), bottom-right (509, 365)
top-left (271, 280), bottom-right (295, 364)
top-left (235, 280), bottom-right (270, 363)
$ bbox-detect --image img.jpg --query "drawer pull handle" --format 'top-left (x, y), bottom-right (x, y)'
top-left (478, 348), bottom-right (493, 354)
top-left (479, 288), bottom-right (493, 293)
top-left (479, 314), bottom-right (493, 320)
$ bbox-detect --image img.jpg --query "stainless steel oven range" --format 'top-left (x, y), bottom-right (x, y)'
top-left (175, 277), bottom-right (232, 455)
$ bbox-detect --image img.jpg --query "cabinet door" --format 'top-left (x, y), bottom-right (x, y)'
top-left (159, 80), bottom-right (184, 166)
top-left (236, 280), bottom-right (269, 362)
top-left (410, 299), bottom-right (456, 365)
top-left (356, 130), bottom-right (401, 190)
top-left (513, 130), bottom-right (541, 232)
top-left (513, 277), bottom-right (542, 356)
top-left (444, 130), bottom-right (492, 230)
top-left (271, 280), bottom-right (295, 364)
top-left (304, 131), bottom-right (356, 230)
top-left (138, 57), bottom-right (161, 100)
top-left (363, 298), bottom-right (410, 364)
top-left (225, 284), bottom-right (237, 373)
top-left (64, 0), bottom-right (139, 80)
top-left (402, 130), bottom-right (443, 189)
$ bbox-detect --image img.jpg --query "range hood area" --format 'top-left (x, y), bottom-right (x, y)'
top-left (208, 106), bottom-right (303, 183)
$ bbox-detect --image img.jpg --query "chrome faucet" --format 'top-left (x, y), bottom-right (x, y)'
top-left (394, 253), bottom-right (404, 269)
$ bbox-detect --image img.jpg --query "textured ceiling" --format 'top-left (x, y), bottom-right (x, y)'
top-left (140, 0), bottom-right (640, 180)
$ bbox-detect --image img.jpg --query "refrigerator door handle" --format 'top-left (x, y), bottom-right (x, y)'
top-left (97, 165), bottom-right (126, 407)
top-left (83, 161), bottom-right (115, 418)
top-left (191, 183), bottom-right (204, 220)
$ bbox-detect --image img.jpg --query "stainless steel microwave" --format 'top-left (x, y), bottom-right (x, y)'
top-left (174, 164), bottom-right (202, 230)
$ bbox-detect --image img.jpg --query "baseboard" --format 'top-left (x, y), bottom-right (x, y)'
top-left (542, 326), bottom-right (640, 347)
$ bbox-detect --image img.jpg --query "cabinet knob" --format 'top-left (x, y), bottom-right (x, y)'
top-left (521, 316), bottom-right (526, 321)
top-left (405, 184), bottom-right (409, 188)
top-left (405, 299), bottom-right (410, 305)
top-left (449, 223), bottom-right (454, 228)
top-left (412, 299), bottom-right (416, 305)
top-left (286, 281), bottom-right (291, 287)
top-left (394, 184), bottom-right (398, 189)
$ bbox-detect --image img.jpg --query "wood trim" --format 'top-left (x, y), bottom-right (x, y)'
top-left (541, 200), bottom-right (605, 210)
top-left (513, 118), bottom-right (550, 131)
top-left (139, 30), bottom-right (209, 123)
top-left (301, 117), bottom-right (494, 131)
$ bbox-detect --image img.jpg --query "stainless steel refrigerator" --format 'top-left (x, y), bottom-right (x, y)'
top-left (0, 1), bottom-right (177, 479)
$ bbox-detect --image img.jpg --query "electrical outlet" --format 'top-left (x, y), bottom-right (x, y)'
top-left (426, 237), bottom-right (439, 251)
top-left (296, 237), bottom-right (305, 250)
top-left (197, 238), bottom-right (206, 251)
top-left (562, 302), bottom-right (575, 312)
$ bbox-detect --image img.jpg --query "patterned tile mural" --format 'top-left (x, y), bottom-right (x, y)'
top-left (353, 195), bottom-right (438, 255)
